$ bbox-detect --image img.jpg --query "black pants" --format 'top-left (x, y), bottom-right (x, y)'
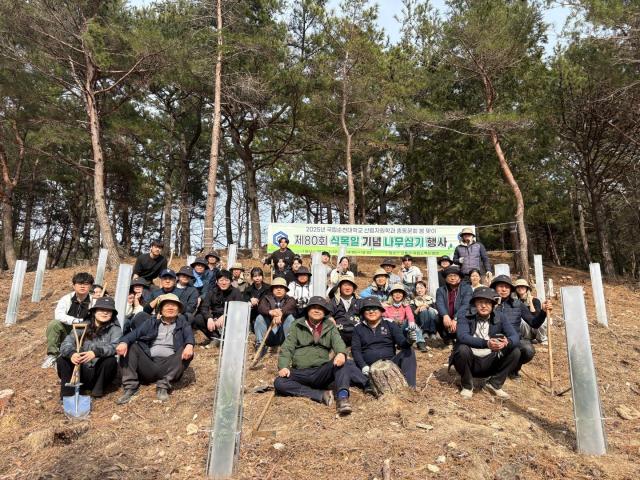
top-left (56, 356), bottom-right (118, 398)
top-left (451, 344), bottom-right (520, 390)
top-left (516, 339), bottom-right (535, 373)
top-left (390, 349), bottom-right (417, 388)
top-left (191, 313), bottom-right (221, 340)
top-left (274, 360), bottom-right (367, 403)
top-left (120, 343), bottom-right (190, 390)
top-left (435, 316), bottom-right (457, 342)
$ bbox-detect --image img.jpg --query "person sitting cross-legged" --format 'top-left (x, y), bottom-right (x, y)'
top-left (254, 277), bottom-right (297, 355)
top-left (274, 296), bottom-right (368, 416)
top-left (57, 296), bottom-right (122, 400)
top-left (351, 297), bottom-right (417, 388)
top-left (116, 294), bottom-right (195, 404)
top-left (451, 287), bottom-right (520, 399)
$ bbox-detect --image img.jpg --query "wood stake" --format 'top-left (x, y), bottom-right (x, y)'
top-left (252, 391), bottom-right (276, 434)
top-left (250, 321), bottom-right (274, 369)
top-left (382, 459), bottom-right (391, 480)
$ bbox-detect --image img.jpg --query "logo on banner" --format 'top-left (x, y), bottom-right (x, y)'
top-left (272, 231), bottom-right (289, 247)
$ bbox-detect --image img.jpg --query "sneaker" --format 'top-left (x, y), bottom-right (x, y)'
top-left (156, 387), bottom-right (169, 402)
top-left (485, 383), bottom-right (510, 399)
top-left (116, 388), bottom-right (139, 405)
top-left (336, 398), bottom-right (352, 416)
top-left (41, 354), bottom-right (57, 369)
top-left (417, 341), bottom-right (428, 352)
top-left (322, 390), bottom-right (334, 407)
top-left (459, 388), bottom-right (473, 399)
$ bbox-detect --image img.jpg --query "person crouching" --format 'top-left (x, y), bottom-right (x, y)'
top-left (451, 287), bottom-right (520, 399)
top-left (274, 296), bottom-right (367, 416)
top-left (115, 294), bottom-right (195, 404)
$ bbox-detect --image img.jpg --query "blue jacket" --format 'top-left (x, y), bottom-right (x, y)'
top-left (351, 319), bottom-right (411, 369)
top-left (435, 283), bottom-right (473, 320)
top-left (456, 309), bottom-right (519, 348)
top-left (143, 285), bottom-right (199, 317)
top-left (360, 283), bottom-right (390, 301)
top-left (119, 315), bottom-right (195, 357)
top-left (494, 296), bottom-right (546, 333)
top-left (192, 269), bottom-right (216, 299)
top-left (453, 242), bottom-right (492, 275)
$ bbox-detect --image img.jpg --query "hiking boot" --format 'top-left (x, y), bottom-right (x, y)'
top-left (336, 398), bottom-right (352, 416)
top-left (485, 383), bottom-right (510, 399)
top-left (41, 354), bottom-right (57, 369)
top-left (509, 372), bottom-right (522, 382)
top-left (116, 388), bottom-right (139, 405)
top-left (459, 388), bottom-right (473, 399)
top-left (268, 346), bottom-right (279, 355)
top-left (322, 390), bottom-right (334, 407)
top-left (416, 341), bottom-right (428, 352)
top-left (156, 387), bottom-right (169, 402)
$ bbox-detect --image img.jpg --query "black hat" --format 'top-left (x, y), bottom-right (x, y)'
top-left (205, 251), bottom-right (221, 261)
top-left (359, 296), bottom-right (386, 314)
top-left (471, 286), bottom-right (499, 304)
top-left (380, 258), bottom-right (396, 267)
top-left (294, 266), bottom-right (312, 277)
top-left (177, 266), bottom-right (195, 278)
top-left (490, 275), bottom-right (513, 289)
top-left (190, 257), bottom-right (208, 268)
top-left (130, 278), bottom-right (149, 287)
top-left (160, 269), bottom-right (177, 279)
top-left (91, 296), bottom-right (118, 316)
top-left (443, 265), bottom-right (463, 278)
top-left (306, 296), bottom-right (329, 313)
top-left (438, 255), bottom-right (452, 266)
top-left (217, 269), bottom-right (232, 281)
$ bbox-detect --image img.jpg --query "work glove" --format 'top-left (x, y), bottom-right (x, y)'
top-left (362, 366), bottom-right (370, 377)
top-left (407, 328), bottom-right (417, 344)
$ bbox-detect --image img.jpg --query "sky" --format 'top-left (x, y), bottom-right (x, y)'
top-left (129, 0), bottom-right (572, 54)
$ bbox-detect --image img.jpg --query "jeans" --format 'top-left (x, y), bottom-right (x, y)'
top-left (415, 308), bottom-right (438, 335)
top-left (254, 314), bottom-right (295, 347)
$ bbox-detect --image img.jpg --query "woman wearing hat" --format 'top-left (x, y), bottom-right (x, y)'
top-left (205, 251), bottom-right (221, 278)
top-left (191, 257), bottom-right (216, 298)
top-left (126, 278), bottom-right (149, 321)
top-left (453, 227), bottom-right (492, 279)
top-left (57, 297), bottom-right (122, 400)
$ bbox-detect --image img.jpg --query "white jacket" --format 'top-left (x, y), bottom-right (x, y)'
top-left (54, 292), bottom-right (95, 325)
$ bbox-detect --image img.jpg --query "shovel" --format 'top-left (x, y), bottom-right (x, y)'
top-left (63, 324), bottom-right (91, 419)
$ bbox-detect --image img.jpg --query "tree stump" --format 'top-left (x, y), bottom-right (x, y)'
top-left (369, 360), bottom-right (408, 397)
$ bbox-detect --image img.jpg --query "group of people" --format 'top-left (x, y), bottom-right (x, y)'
top-left (41, 228), bottom-right (552, 414)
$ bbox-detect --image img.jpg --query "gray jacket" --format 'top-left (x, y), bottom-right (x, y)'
top-left (453, 242), bottom-right (492, 275)
top-left (59, 322), bottom-right (122, 367)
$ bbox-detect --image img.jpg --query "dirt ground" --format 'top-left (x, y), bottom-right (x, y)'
top-left (0, 254), bottom-right (638, 480)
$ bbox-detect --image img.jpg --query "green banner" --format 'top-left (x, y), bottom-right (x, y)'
top-left (266, 223), bottom-right (474, 257)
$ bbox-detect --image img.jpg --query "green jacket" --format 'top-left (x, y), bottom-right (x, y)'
top-left (278, 316), bottom-right (347, 370)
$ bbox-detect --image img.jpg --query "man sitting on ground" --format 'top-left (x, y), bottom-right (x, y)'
top-left (451, 286), bottom-right (520, 399)
top-left (116, 294), bottom-right (194, 404)
top-left (360, 268), bottom-right (391, 303)
top-left (435, 265), bottom-right (473, 345)
top-left (244, 267), bottom-right (270, 330)
top-left (351, 297), bottom-right (417, 388)
top-left (490, 275), bottom-right (551, 379)
top-left (275, 296), bottom-right (368, 416)
top-left (254, 277), bottom-right (297, 354)
top-left (42, 272), bottom-right (95, 369)
top-left (133, 240), bottom-right (168, 284)
top-left (130, 269), bottom-right (197, 330)
top-left (329, 275), bottom-right (362, 346)
top-left (193, 270), bottom-right (242, 342)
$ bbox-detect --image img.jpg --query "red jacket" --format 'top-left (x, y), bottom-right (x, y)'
top-left (384, 304), bottom-right (415, 325)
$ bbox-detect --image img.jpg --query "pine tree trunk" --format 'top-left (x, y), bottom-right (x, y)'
top-left (591, 198), bottom-right (615, 276)
top-left (577, 196), bottom-right (591, 264)
top-left (223, 160), bottom-right (233, 245)
top-left (162, 165), bottom-right (173, 256)
top-left (84, 65), bottom-right (120, 269)
top-left (1, 197), bottom-right (16, 270)
top-left (203, 0), bottom-right (223, 251)
top-left (490, 130), bottom-right (530, 278)
top-left (245, 166), bottom-right (261, 257)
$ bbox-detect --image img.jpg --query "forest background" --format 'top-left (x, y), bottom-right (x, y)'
top-left (0, 0), bottom-right (637, 280)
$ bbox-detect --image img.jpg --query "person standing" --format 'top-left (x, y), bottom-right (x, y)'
top-left (133, 240), bottom-right (168, 284)
top-left (453, 228), bottom-right (492, 278)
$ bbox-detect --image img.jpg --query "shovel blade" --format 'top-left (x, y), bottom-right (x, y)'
top-left (63, 392), bottom-right (91, 419)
